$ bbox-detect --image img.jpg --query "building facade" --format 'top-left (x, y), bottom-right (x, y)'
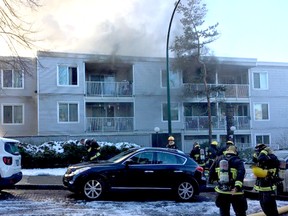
top-left (0, 51), bottom-right (287, 152)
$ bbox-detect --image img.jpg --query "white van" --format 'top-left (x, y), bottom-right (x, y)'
top-left (0, 137), bottom-right (22, 189)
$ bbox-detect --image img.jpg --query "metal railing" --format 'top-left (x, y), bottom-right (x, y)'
top-left (184, 116), bottom-right (250, 131)
top-left (86, 117), bottom-right (134, 132)
top-left (86, 81), bottom-right (132, 97)
top-left (183, 83), bottom-right (249, 99)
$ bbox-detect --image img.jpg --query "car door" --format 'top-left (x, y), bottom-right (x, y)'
top-left (150, 151), bottom-right (188, 188)
top-left (114, 151), bottom-right (156, 188)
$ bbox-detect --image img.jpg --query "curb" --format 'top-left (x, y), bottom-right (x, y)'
top-left (14, 184), bottom-right (65, 190)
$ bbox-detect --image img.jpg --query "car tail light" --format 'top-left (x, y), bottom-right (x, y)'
top-left (196, 166), bottom-right (204, 173)
top-left (3, 156), bottom-right (12, 165)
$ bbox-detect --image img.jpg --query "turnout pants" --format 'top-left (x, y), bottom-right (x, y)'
top-left (215, 193), bottom-right (247, 216)
top-left (259, 191), bottom-right (279, 216)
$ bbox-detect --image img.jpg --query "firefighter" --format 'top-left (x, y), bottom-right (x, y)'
top-left (252, 143), bottom-right (280, 216)
top-left (87, 139), bottom-right (101, 161)
top-left (190, 142), bottom-right (206, 168)
top-left (209, 145), bottom-right (247, 216)
top-left (206, 141), bottom-right (219, 171)
top-left (219, 140), bottom-right (237, 156)
top-left (166, 136), bottom-right (177, 149)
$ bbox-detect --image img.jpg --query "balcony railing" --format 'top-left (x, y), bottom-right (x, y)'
top-left (185, 116), bottom-right (250, 131)
top-left (183, 84), bottom-right (249, 99)
top-left (86, 81), bottom-right (132, 97)
top-left (86, 117), bottom-right (134, 132)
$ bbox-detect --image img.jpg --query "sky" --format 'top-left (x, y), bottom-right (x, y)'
top-left (2, 0), bottom-right (288, 61)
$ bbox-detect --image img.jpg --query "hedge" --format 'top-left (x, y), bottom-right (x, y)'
top-left (18, 140), bottom-right (140, 169)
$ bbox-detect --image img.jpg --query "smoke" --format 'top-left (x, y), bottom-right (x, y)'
top-left (33, 0), bottom-right (178, 57)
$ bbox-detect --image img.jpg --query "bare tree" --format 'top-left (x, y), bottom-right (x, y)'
top-left (170, 0), bottom-right (220, 144)
top-left (0, 0), bottom-right (40, 73)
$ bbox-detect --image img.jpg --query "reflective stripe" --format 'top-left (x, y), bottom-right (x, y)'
top-left (90, 152), bottom-right (101, 161)
top-left (260, 150), bottom-right (268, 155)
top-left (214, 186), bottom-right (244, 195)
top-left (216, 167), bottom-right (237, 180)
top-left (254, 185), bottom-right (277, 191)
top-left (230, 168), bottom-right (237, 180)
top-left (235, 180), bottom-right (242, 187)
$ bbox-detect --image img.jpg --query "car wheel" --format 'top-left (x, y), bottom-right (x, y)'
top-left (176, 181), bottom-right (195, 201)
top-left (82, 178), bottom-right (105, 200)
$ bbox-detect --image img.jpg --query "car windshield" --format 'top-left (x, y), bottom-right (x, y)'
top-left (107, 148), bottom-right (139, 163)
top-left (5, 142), bottom-right (20, 155)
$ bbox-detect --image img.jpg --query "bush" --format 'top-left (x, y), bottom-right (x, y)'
top-left (18, 140), bottom-right (140, 169)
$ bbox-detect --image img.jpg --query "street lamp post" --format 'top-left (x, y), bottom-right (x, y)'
top-left (154, 127), bottom-right (160, 147)
top-left (166, 0), bottom-right (181, 136)
top-left (230, 126), bottom-right (236, 143)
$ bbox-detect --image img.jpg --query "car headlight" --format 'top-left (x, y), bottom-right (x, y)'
top-left (65, 167), bottom-right (90, 177)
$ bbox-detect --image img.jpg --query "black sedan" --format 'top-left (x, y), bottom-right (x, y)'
top-left (63, 147), bottom-right (207, 201)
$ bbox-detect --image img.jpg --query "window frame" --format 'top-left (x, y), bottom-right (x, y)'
top-left (253, 103), bottom-right (269, 121)
top-left (255, 134), bottom-right (270, 145)
top-left (161, 69), bottom-right (181, 88)
top-left (1, 69), bottom-right (24, 89)
top-left (57, 65), bottom-right (79, 86)
top-left (162, 102), bottom-right (180, 122)
top-left (252, 72), bottom-right (268, 90)
top-left (58, 101), bottom-right (79, 123)
top-left (2, 103), bottom-right (24, 125)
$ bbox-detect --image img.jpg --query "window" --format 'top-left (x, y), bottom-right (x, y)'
top-left (2, 69), bottom-right (23, 88)
top-left (161, 70), bottom-right (181, 88)
top-left (156, 152), bottom-right (185, 165)
top-left (162, 103), bottom-right (179, 121)
top-left (254, 103), bottom-right (269, 120)
top-left (58, 102), bottom-right (79, 122)
top-left (5, 142), bottom-right (20, 155)
top-left (129, 152), bottom-right (154, 164)
top-left (2, 104), bottom-right (23, 124)
top-left (256, 135), bottom-right (270, 145)
top-left (253, 72), bottom-right (268, 90)
top-left (58, 65), bottom-right (78, 86)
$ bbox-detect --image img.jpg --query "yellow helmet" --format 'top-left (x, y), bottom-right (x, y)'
top-left (252, 166), bottom-right (268, 178)
top-left (226, 141), bottom-right (234, 145)
top-left (211, 141), bottom-right (218, 145)
top-left (168, 136), bottom-right (175, 141)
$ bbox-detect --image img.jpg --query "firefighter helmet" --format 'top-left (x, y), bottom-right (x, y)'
top-left (252, 166), bottom-right (268, 178)
top-left (226, 141), bottom-right (234, 145)
top-left (226, 145), bottom-right (237, 154)
top-left (255, 143), bottom-right (267, 152)
top-left (211, 141), bottom-right (218, 145)
top-left (168, 136), bottom-right (175, 141)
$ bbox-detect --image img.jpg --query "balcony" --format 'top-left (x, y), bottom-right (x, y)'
top-left (86, 117), bottom-right (134, 132)
top-left (183, 84), bottom-right (249, 99)
top-left (86, 81), bottom-right (132, 97)
top-left (185, 116), bottom-right (250, 131)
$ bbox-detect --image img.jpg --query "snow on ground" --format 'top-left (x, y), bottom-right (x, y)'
top-left (17, 141), bottom-right (288, 215)
top-left (19, 168), bottom-right (288, 216)
top-left (22, 168), bottom-right (66, 176)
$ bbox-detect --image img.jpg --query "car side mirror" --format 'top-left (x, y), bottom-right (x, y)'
top-left (124, 159), bottom-right (135, 166)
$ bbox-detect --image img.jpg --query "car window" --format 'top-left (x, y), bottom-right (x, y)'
top-left (156, 152), bottom-right (185, 165)
top-left (129, 152), bottom-right (154, 164)
top-left (5, 142), bottom-right (20, 155)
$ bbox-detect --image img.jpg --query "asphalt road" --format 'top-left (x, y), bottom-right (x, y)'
top-left (1, 189), bottom-right (217, 202)
top-left (0, 189), bottom-right (218, 216)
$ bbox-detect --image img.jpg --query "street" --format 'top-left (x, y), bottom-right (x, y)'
top-left (2, 189), bottom-right (288, 215)
top-left (0, 189), bottom-right (220, 216)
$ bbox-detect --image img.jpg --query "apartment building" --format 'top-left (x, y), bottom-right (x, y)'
top-left (0, 57), bottom-right (37, 137)
top-left (1, 51), bottom-right (288, 152)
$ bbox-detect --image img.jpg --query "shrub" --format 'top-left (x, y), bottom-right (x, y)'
top-left (18, 140), bottom-right (140, 169)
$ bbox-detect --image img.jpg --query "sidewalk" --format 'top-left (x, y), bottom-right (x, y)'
top-left (15, 175), bottom-right (64, 190)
